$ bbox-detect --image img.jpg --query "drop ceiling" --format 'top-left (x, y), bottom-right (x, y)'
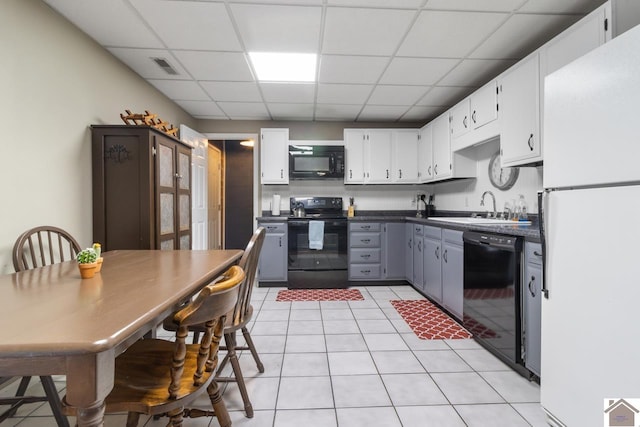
top-left (42, 0), bottom-right (606, 123)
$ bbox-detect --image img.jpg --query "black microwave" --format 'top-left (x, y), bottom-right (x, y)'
top-left (289, 145), bottom-right (345, 180)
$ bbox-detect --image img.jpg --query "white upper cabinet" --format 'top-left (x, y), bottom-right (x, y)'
top-left (449, 99), bottom-right (471, 139)
top-left (260, 128), bottom-right (289, 184)
top-left (344, 129), bottom-right (366, 184)
top-left (418, 123), bottom-right (433, 183)
top-left (470, 80), bottom-right (498, 130)
top-left (432, 112), bottom-right (452, 180)
top-left (498, 52), bottom-right (541, 167)
top-left (366, 129), bottom-right (393, 183)
top-left (392, 129), bottom-right (419, 183)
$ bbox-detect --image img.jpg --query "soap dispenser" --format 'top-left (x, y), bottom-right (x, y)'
top-left (516, 194), bottom-right (528, 221)
top-left (348, 197), bottom-right (355, 218)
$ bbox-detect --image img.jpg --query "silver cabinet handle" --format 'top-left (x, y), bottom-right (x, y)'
top-left (349, 169), bottom-right (353, 179)
top-left (533, 250), bottom-right (542, 257)
top-left (528, 275), bottom-right (536, 297)
top-left (472, 110), bottom-right (477, 124)
top-left (361, 239), bottom-right (371, 244)
top-left (175, 173), bottom-right (183, 179)
top-left (386, 169), bottom-right (389, 179)
top-left (435, 246), bottom-right (439, 260)
top-left (417, 240), bottom-right (422, 252)
top-left (280, 169), bottom-right (284, 178)
top-left (361, 225), bottom-right (371, 230)
top-left (428, 165), bottom-right (432, 176)
top-left (528, 134), bottom-right (534, 151)
top-left (279, 237), bottom-right (282, 247)
top-left (434, 164), bottom-right (438, 175)
top-left (398, 169), bottom-right (402, 179)
top-left (443, 249), bottom-right (448, 263)
top-left (408, 238), bottom-right (412, 249)
top-left (360, 254), bottom-right (371, 259)
top-left (463, 116), bottom-right (468, 128)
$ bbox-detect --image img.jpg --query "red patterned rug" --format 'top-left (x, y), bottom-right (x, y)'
top-left (276, 288), bottom-right (364, 302)
top-left (391, 299), bottom-right (472, 340)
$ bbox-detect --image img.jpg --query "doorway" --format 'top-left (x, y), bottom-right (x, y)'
top-left (207, 144), bottom-right (223, 250)
top-left (222, 140), bottom-right (254, 249)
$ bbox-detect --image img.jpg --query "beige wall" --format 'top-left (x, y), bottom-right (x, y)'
top-left (0, 0), bottom-right (196, 274)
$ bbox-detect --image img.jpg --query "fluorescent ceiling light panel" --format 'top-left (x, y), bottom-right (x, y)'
top-left (249, 52), bottom-right (317, 82)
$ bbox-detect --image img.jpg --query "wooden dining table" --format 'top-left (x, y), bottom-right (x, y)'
top-left (0, 249), bottom-right (243, 427)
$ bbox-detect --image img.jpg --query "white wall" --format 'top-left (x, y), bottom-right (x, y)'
top-left (261, 139), bottom-right (542, 216)
top-left (0, 0), bottom-right (196, 274)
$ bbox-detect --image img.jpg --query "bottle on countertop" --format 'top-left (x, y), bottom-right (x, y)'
top-left (348, 197), bottom-right (355, 217)
top-left (516, 194), bottom-right (528, 221)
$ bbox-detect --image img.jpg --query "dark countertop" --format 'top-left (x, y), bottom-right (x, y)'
top-left (257, 211), bottom-right (541, 241)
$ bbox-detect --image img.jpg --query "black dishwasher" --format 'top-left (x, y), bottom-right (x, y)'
top-left (463, 231), bottom-right (527, 375)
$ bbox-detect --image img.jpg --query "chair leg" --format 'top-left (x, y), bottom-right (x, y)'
top-left (225, 332), bottom-right (253, 418)
top-left (125, 412), bottom-right (140, 427)
top-left (241, 326), bottom-right (264, 373)
top-left (2, 377), bottom-right (32, 419)
top-left (207, 380), bottom-right (231, 427)
top-left (167, 407), bottom-right (184, 427)
top-left (40, 376), bottom-right (70, 427)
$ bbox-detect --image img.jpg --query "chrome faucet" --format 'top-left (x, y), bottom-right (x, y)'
top-left (481, 191), bottom-right (497, 218)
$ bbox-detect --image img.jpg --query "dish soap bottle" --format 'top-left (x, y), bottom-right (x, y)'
top-left (516, 194), bottom-right (528, 221)
top-left (348, 197), bottom-right (355, 218)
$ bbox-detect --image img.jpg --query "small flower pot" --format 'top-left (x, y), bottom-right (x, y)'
top-left (78, 262), bottom-right (98, 279)
top-left (95, 257), bottom-right (104, 273)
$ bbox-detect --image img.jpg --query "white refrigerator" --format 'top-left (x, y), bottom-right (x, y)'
top-left (540, 23), bottom-right (640, 427)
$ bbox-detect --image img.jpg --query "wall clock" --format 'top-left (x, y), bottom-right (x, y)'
top-left (489, 152), bottom-right (519, 190)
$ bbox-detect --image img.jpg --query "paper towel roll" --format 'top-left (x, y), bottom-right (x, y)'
top-left (272, 194), bottom-right (281, 216)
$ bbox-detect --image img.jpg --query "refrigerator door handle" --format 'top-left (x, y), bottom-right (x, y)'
top-left (538, 190), bottom-right (550, 299)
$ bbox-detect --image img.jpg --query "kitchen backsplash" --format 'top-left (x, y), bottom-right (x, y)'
top-left (261, 139), bottom-right (543, 216)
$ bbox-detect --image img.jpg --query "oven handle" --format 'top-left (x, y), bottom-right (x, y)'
top-left (288, 220), bottom-right (347, 227)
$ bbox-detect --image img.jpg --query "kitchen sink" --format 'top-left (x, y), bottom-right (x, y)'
top-left (428, 217), bottom-right (531, 225)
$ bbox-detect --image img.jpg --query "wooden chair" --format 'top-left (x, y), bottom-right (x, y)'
top-left (1, 226), bottom-right (81, 426)
top-left (64, 265), bottom-right (245, 427)
top-left (164, 227), bottom-right (266, 418)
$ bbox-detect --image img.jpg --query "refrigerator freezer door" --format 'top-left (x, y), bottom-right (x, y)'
top-left (544, 24), bottom-right (640, 189)
top-left (541, 186), bottom-right (640, 426)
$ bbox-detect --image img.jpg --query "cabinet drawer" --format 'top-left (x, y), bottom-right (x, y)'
top-left (350, 264), bottom-right (382, 279)
top-left (423, 225), bottom-right (441, 239)
top-left (349, 222), bottom-right (381, 232)
top-left (443, 229), bottom-right (463, 245)
top-left (350, 248), bottom-right (381, 263)
top-left (350, 232), bottom-right (381, 248)
top-left (525, 242), bottom-right (543, 266)
top-left (260, 223), bottom-right (287, 233)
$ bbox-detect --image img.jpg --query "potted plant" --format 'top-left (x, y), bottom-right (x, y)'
top-left (93, 243), bottom-right (103, 272)
top-left (77, 247), bottom-right (98, 279)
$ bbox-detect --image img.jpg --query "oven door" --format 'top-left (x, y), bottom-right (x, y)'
top-left (287, 219), bottom-right (348, 288)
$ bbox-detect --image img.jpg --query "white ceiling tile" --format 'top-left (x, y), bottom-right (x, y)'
top-left (268, 103), bottom-right (315, 120)
top-left (358, 105), bottom-right (409, 121)
top-left (231, 4), bottom-right (322, 52)
top-left (218, 102), bottom-right (270, 119)
top-left (228, 0), bottom-right (323, 4)
top-left (260, 83), bottom-right (315, 103)
top-left (322, 7), bottom-right (416, 55)
top-left (398, 11), bottom-right (508, 57)
top-left (172, 51), bottom-right (254, 81)
top-left (380, 58), bottom-right (459, 85)
top-left (327, 0), bottom-right (424, 7)
top-left (417, 86), bottom-right (474, 106)
top-left (470, 13), bottom-right (582, 59)
top-left (315, 104), bottom-right (363, 121)
top-left (43, 0), bottom-right (163, 48)
top-left (438, 59), bottom-right (517, 86)
top-left (200, 81), bottom-right (262, 102)
top-left (400, 106), bottom-right (444, 122)
top-left (107, 48), bottom-right (189, 79)
top-left (317, 84), bottom-right (372, 104)
top-left (368, 85), bottom-right (428, 106)
top-left (518, 0), bottom-right (606, 14)
top-left (147, 80), bottom-right (210, 101)
top-left (175, 100), bottom-right (225, 117)
top-left (424, 0), bottom-right (526, 12)
top-left (318, 55), bottom-right (389, 84)
top-left (128, 0), bottom-right (241, 51)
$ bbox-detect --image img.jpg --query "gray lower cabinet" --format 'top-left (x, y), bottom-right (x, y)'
top-left (412, 224), bottom-right (424, 290)
top-left (524, 242), bottom-right (543, 376)
top-left (442, 229), bottom-right (464, 320)
top-left (405, 223), bottom-right (414, 285)
top-left (349, 222), bottom-right (382, 280)
top-left (423, 226), bottom-right (442, 303)
top-left (257, 222), bottom-right (287, 283)
top-left (383, 223), bottom-right (406, 279)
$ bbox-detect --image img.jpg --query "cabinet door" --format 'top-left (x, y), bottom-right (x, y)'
top-left (470, 80), bottom-right (498, 129)
top-left (499, 52), bottom-right (540, 167)
top-left (524, 262), bottom-right (542, 376)
top-left (258, 231), bottom-right (287, 281)
top-left (260, 128), bottom-right (289, 184)
top-left (449, 98), bottom-right (470, 139)
top-left (176, 144), bottom-right (192, 249)
top-left (366, 129), bottom-right (393, 183)
top-left (405, 223), bottom-right (414, 284)
top-left (383, 223), bottom-right (406, 279)
top-left (392, 130), bottom-right (419, 183)
top-left (418, 124), bottom-right (433, 182)
top-left (344, 129), bottom-right (366, 183)
top-left (157, 138), bottom-right (187, 250)
top-left (412, 227), bottom-right (424, 291)
top-left (423, 235), bottom-right (442, 303)
top-left (432, 112), bottom-right (452, 180)
top-left (442, 242), bottom-right (464, 320)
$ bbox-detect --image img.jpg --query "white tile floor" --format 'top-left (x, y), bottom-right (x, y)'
top-left (0, 285), bottom-right (548, 426)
